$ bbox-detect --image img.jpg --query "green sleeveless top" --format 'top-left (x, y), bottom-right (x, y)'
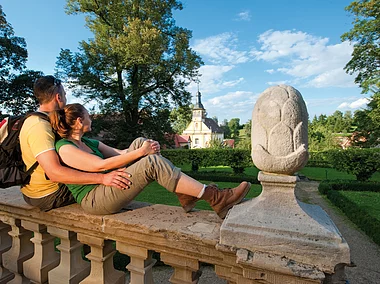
top-left (55, 137), bottom-right (103, 204)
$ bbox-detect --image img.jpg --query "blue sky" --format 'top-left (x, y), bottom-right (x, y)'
top-left (2, 0), bottom-right (368, 124)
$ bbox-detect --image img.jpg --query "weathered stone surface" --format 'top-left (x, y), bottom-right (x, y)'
top-left (251, 85), bottom-right (308, 175)
top-left (220, 172), bottom-right (350, 274)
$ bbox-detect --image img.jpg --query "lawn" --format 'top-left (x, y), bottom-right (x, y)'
top-left (339, 191), bottom-right (380, 222)
top-left (134, 181), bottom-right (262, 210)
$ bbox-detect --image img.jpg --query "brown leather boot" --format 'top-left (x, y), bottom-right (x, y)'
top-left (201, 181), bottom-right (251, 219)
top-left (176, 193), bottom-right (199, 213)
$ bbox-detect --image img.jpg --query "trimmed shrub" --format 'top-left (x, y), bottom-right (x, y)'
top-left (326, 190), bottom-right (380, 246)
top-left (318, 180), bottom-right (380, 195)
top-left (161, 149), bottom-right (253, 173)
top-left (326, 148), bottom-right (380, 181)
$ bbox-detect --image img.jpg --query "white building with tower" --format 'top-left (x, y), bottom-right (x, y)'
top-left (182, 89), bottom-right (224, 148)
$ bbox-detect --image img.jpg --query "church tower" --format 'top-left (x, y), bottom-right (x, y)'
top-left (192, 87), bottom-right (206, 122)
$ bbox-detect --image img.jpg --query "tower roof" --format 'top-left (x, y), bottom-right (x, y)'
top-left (194, 90), bottom-right (204, 110)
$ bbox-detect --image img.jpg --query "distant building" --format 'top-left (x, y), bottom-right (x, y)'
top-left (182, 90), bottom-right (224, 148)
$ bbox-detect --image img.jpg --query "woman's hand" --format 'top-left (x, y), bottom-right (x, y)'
top-left (140, 140), bottom-right (160, 156)
top-left (101, 168), bottom-right (132, 189)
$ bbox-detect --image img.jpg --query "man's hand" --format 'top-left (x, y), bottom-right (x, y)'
top-left (102, 168), bottom-right (132, 189)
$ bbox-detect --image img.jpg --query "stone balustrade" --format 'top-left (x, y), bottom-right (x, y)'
top-left (0, 184), bottom-right (341, 284)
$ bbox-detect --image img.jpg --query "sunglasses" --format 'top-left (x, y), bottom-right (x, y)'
top-left (54, 78), bottom-right (61, 86)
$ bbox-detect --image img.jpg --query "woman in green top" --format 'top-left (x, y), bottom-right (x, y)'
top-left (49, 103), bottom-right (250, 218)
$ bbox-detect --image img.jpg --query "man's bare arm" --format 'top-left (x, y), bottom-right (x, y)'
top-left (36, 150), bottom-right (131, 189)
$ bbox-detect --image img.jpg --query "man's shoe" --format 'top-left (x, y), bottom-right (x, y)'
top-left (201, 182), bottom-right (251, 219)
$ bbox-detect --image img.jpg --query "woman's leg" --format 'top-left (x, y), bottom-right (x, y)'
top-left (80, 154), bottom-right (184, 214)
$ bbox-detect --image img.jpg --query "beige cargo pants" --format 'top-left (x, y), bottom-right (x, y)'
top-left (80, 138), bottom-right (181, 215)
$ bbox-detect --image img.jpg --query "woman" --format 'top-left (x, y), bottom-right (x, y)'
top-left (49, 103), bottom-right (250, 218)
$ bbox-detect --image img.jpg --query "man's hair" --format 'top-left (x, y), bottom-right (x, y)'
top-left (34, 75), bottom-right (62, 104)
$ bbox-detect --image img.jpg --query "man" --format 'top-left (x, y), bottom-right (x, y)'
top-left (19, 75), bottom-right (131, 211)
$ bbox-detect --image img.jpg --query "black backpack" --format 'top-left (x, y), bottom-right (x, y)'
top-left (0, 112), bottom-right (49, 188)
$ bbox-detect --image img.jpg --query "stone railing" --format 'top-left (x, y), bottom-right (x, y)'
top-left (0, 184), bottom-right (347, 284)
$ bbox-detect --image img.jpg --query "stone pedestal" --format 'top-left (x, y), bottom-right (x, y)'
top-left (220, 172), bottom-right (350, 276)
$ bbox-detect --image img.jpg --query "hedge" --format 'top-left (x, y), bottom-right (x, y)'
top-left (318, 180), bottom-right (380, 246)
top-left (161, 149), bottom-right (253, 174)
top-left (318, 180), bottom-right (380, 195)
top-left (326, 190), bottom-right (380, 246)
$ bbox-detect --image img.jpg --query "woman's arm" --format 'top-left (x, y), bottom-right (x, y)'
top-left (58, 141), bottom-right (156, 172)
top-left (98, 140), bottom-right (160, 158)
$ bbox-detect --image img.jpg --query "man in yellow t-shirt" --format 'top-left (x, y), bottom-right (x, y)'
top-left (19, 75), bottom-right (131, 211)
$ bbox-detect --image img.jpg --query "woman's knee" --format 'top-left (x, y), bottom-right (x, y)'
top-left (129, 137), bottom-right (147, 150)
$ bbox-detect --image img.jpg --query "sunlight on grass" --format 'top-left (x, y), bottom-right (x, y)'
top-left (339, 191), bottom-right (380, 221)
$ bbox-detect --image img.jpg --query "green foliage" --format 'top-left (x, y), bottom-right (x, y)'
top-left (318, 179), bottom-right (380, 194)
top-left (352, 93), bottom-right (380, 147)
top-left (308, 112), bottom-right (354, 151)
top-left (341, 0), bottom-right (380, 94)
top-left (327, 148), bottom-right (380, 181)
top-left (0, 5), bottom-right (42, 115)
top-left (56, 0), bottom-right (203, 146)
top-left (161, 148), bottom-right (253, 174)
top-left (228, 118), bottom-right (240, 139)
top-left (170, 105), bottom-right (192, 134)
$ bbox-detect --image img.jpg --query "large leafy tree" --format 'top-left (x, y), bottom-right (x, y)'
top-left (342, 0), bottom-right (380, 146)
top-left (341, 0), bottom-right (379, 94)
top-left (0, 5), bottom-right (41, 115)
top-left (56, 0), bottom-right (203, 146)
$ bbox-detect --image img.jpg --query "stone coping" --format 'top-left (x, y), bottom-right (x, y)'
top-left (0, 186), bottom-right (223, 260)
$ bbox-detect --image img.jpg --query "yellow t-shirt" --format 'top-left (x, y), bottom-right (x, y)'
top-left (19, 114), bottom-right (59, 198)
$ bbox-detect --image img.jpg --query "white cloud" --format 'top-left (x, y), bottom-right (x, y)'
top-left (265, 69), bottom-right (275, 74)
top-left (204, 91), bottom-right (257, 122)
top-left (250, 30), bottom-right (356, 88)
top-left (188, 65), bottom-right (244, 96)
top-left (192, 33), bottom-right (250, 64)
top-left (235, 10), bottom-right (251, 21)
top-left (338, 98), bottom-right (370, 109)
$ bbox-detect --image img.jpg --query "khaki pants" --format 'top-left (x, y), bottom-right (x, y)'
top-left (80, 138), bottom-right (181, 215)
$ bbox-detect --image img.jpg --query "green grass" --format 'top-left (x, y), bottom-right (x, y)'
top-left (338, 191), bottom-right (380, 222)
top-left (134, 181), bottom-right (262, 210)
top-left (299, 167), bottom-right (380, 182)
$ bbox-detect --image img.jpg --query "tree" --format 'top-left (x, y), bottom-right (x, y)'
top-left (228, 118), bottom-right (240, 139)
top-left (341, 0), bottom-right (380, 94)
top-left (169, 105), bottom-right (192, 134)
top-left (56, 0), bottom-right (203, 146)
top-left (342, 0), bottom-right (380, 146)
top-left (0, 5), bottom-right (41, 115)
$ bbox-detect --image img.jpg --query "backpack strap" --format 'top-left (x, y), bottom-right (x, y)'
top-left (26, 161), bottom-right (39, 175)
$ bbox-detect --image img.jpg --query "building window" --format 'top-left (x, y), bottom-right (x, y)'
top-left (195, 123), bottom-right (198, 129)
top-left (195, 138), bottom-right (199, 144)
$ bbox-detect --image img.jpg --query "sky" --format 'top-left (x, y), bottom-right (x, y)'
top-left (1, 0), bottom-right (368, 124)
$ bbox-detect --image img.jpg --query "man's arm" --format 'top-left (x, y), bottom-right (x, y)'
top-left (37, 150), bottom-right (131, 189)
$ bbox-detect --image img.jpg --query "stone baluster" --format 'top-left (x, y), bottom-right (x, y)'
top-left (116, 243), bottom-right (156, 284)
top-left (22, 221), bottom-right (59, 284)
top-left (47, 227), bottom-right (90, 284)
top-left (77, 234), bottom-right (125, 284)
top-left (161, 253), bottom-right (201, 284)
top-left (0, 221), bottom-right (13, 284)
top-left (1, 217), bottom-right (33, 284)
